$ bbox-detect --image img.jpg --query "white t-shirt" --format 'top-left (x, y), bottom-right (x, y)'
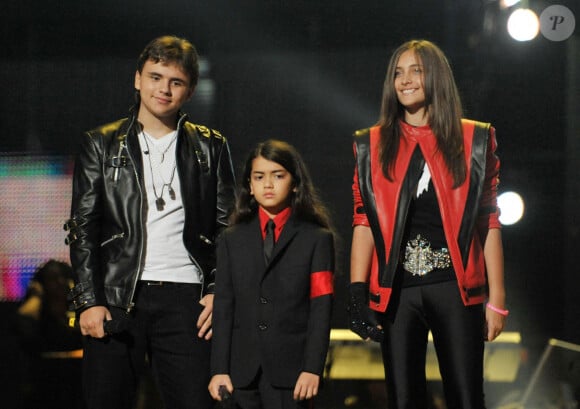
top-left (137, 130), bottom-right (201, 284)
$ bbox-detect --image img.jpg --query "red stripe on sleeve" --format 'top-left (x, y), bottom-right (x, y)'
top-left (310, 270), bottom-right (333, 299)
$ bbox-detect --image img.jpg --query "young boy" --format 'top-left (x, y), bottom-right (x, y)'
top-left (209, 140), bottom-right (334, 409)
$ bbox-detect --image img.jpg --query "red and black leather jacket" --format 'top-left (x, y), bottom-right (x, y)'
top-left (352, 119), bottom-right (501, 312)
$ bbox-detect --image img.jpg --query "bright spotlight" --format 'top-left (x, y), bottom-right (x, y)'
top-left (500, 0), bottom-right (521, 9)
top-left (498, 191), bottom-right (525, 225)
top-left (507, 8), bottom-right (540, 41)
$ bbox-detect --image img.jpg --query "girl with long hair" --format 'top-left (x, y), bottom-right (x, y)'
top-left (348, 39), bottom-right (506, 409)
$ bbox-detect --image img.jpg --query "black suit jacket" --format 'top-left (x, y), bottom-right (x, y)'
top-left (211, 214), bottom-right (334, 388)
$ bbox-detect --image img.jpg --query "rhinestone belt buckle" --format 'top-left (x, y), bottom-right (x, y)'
top-left (403, 235), bottom-right (451, 276)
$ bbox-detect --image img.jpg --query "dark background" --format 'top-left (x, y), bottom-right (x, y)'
top-left (1, 0), bottom-right (579, 407)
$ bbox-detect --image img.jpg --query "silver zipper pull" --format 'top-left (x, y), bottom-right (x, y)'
top-left (113, 140), bottom-right (127, 183)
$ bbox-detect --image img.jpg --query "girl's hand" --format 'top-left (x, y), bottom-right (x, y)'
top-left (293, 372), bottom-right (319, 401)
top-left (485, 305), bottom-right (507, 341)
top-left (347, 282), bottom-right (384, 342)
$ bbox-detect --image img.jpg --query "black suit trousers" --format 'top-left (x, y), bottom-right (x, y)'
top-left (233, 367), bottom-right (312, 409)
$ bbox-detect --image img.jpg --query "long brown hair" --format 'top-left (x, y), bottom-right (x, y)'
top-left (377, 39), bottom-right (466, 187)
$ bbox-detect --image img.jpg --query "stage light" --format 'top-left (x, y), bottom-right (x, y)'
top-left (498, 191), bottom-right (525, 225)
top-left (507, 8), bottom-right (540, 41)
top-left (500, 0), bottom-right (521, 9)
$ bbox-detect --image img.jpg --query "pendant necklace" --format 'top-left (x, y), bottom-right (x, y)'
top-left (143, 130), bottom-right (177, 163)
top-left (141, 131), bottom-right (178, 211)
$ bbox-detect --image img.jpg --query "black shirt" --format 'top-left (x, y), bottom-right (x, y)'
top-left (399, 155), bottom-right (455, 287)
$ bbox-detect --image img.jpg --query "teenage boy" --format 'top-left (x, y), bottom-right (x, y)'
top-left (65, 35), bottom-right (235, 409)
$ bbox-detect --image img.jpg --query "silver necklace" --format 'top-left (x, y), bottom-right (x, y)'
top-left (141, 132), bottom-right (177, 211)
top-left (143, 131), bottom-right (177, 163)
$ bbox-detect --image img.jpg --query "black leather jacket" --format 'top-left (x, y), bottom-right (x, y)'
top-left (65, 110), bottom-right (236, 313)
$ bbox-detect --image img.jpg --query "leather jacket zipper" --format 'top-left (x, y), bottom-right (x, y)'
top-left (123, 116), bottom-right (142, 313)
top-left (174, 114), bottom-right (207, 299)
top-left (100, 233), bottom-right (124, 247)
top-left (199, 234), bottom-right (213, 245)
top-left (195, 234), bottom-right (213, 297)
top-left (113, 140), bottom-right (126, 184)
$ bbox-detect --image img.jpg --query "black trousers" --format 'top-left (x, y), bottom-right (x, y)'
top-left (380, 280), bottom-right (486, 409)
top-left (233, 367), bottom-right (312, 409)
top-left (81, 282), bottom-right (212, 409)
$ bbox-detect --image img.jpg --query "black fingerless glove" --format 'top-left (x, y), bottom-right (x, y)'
top-left (347, 282), bottom-right (385, 342)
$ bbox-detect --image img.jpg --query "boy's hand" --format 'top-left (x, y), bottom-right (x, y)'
top-left (197, 294), bottom-right (214, 340)
top-left (208, 374), bottom-right (233, 401)
top-left (293, 372), bottom-right (319, 401)
top-left (79, 306), bottom-right (111, 338)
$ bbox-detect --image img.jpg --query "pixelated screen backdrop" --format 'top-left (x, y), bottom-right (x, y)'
top-left (0, 154), bottom-right (73, 302)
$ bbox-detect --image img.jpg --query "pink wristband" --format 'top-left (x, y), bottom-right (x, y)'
top-left (486, 303), bottom-right (509, 316)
